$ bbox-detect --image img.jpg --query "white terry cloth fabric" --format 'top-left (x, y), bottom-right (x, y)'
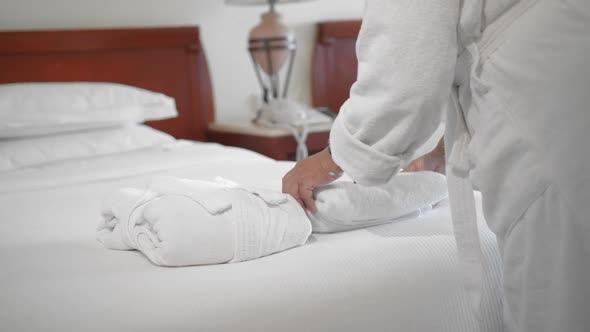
top-left (309, 171), bottom-right (448, 233)
top-left (328, 0), bottom-right (590, 331)
top-left (97, 176), bottom-right (312, 266)
top-left (0, 142), bottom-right (504, 332)
top-left (328, 0), bottom-right (519, 185)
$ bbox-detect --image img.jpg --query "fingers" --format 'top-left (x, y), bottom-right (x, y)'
top-left (284, 177), bottom-right (317, 213)
top-left (434, 162), bottom-right (446, 175)
top-left (282, 172), bottom-right (304, 208)
top-left (405, 148), bottom-right (447, 174)
top-left (281, 152), bottom-right (337, 213)
top-left (283, 171), bottom-right (318, 213)
top-left (299, 181), bottom-right (317, 214)
top-left (403, 158), bottom-right (423, 172)
top-left (281, 171), bottom-right (292, 194)
top-left (403, 163), bottom-right (414, 172)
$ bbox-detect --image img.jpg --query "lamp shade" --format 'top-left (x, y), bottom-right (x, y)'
top-left (225, 0), bottom-right (314, 6)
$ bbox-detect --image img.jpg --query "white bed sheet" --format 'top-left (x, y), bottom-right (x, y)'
top-left (0, 140), bottom-right (503, 332)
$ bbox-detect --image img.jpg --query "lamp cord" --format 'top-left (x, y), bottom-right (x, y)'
top-left (269, 122), bottom-right (309, 161)
top-left (255, 119), bottom-right (310, 162)
top-left (288, 124), bottom-right (310, 161)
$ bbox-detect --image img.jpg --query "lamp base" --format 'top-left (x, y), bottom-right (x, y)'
top-left (253, 99), bottom-right (333, 127)
top-left (248, 8), bottom-right (296, 101)
top-left (249, 12), bottom-right (292, 76)
top-left (253, 99), bottom-right (307, 127)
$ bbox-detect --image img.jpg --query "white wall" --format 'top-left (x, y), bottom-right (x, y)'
top-left (0, 0), bottom-right (363, 122)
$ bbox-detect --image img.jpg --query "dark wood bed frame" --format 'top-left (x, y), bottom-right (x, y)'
top-left (0, 21), bottom-right (359, 141)
top-left (312, 20), bottom-right (361, 114)
top-left (0, 26), bottom-right (214, 141)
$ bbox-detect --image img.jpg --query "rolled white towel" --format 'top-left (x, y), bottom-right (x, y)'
top-left (97, 176), bottom-right (311, 267)
top-left (309, 171), bottom-right (448, 233)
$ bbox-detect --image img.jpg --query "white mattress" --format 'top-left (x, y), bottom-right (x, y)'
top-left (0, 140), bottom-right (503, 332)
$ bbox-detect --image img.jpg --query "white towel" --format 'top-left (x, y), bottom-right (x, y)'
top-left (309, 171), bottom-right (448, 233)
top-left (97, 176), bottom-right (312, 267)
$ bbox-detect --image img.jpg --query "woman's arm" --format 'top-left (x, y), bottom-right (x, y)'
top-left (283, 0), bottom-right (460, 211)
top-left (329, 0), bottom-right (459, 185)
top-left (404, 137), bottom-right (446, 174)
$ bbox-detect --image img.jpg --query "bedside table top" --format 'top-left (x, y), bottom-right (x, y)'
top-left (208, 121), bottom-right (333, 137)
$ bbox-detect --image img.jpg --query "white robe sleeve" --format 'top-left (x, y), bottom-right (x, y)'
top-left (329, 0), bottom-right (460, 186)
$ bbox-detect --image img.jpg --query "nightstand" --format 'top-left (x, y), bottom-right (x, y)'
top-left (207, 121), bottom-right (332, 161)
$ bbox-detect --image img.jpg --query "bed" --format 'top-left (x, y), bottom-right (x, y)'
top-left (0, 26), bottom-right (503, 332)
top-left (312, 20), bottom-right (361, 112)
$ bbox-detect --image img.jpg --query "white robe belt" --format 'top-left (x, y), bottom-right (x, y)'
top-left (447, 0), bottom-right (539, 321)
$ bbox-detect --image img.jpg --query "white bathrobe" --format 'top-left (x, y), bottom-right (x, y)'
top-left (329, 1), bottom-right (590, 332)
top-left (98, 177), bottom-right (312, 266)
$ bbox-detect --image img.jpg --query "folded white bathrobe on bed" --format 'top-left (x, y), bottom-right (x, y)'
top-left (97, 176), bottom-right (312, 266)
top-left (309, 171), bottom-right (448, 233)
top-left (98, 172), bottom-right (448, 266)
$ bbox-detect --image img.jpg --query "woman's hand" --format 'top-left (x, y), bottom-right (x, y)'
top-left (282, 148), bottom-right (343, 213)
top-left (404, 138), bottom-right (446, 174)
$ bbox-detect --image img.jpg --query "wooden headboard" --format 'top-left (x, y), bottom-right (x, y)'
top-left (312, 20), bottom-right (361, 113)
top-left (0, 26), bottom-right (214, 141)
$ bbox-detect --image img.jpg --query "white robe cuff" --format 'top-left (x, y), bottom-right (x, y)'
top-left (329, 116), bottom-right (410, 186)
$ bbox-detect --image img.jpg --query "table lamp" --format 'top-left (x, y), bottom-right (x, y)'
top-left (227, 0), bottom-right (322, 161)
top-left (226, 0), bottom-right (314, 106)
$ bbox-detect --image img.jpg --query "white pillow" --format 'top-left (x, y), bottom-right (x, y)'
top-left (0, 82), bottom-right (178, 138)
top-left (0, 124), bottom-right (175, 172)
